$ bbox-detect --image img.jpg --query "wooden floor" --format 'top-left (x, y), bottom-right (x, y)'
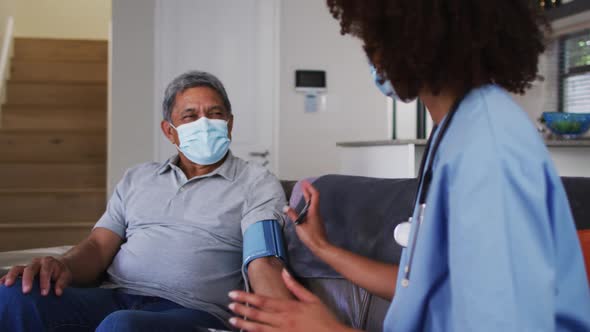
top-left (0, 38), bottom-right (108, 251)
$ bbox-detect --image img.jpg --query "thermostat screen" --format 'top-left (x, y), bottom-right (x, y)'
top-left (295, 70), bottom-right (326, 88)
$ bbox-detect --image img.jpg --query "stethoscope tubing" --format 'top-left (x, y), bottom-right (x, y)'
top-left (400, 92), bottom-right (467, 287)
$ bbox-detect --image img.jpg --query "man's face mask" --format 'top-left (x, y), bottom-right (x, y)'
top-left (369, 64), bottom-right (415, 103)
top-left (170, 117), bottom-right (231, 165)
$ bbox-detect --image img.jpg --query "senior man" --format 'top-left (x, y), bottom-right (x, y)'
top-left (0, 71), bottom-right (291, 331)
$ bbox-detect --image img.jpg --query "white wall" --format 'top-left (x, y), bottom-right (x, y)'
top-left (153, 0), bottom-right (280, 172)
top-left (108, 0), bottom-right (389, 188)
top-left (0, 0), bottom-right (15, 38)
top-left (14, 0), bottom-right (111, 40)
top-left (0, 0), bottom-right (15, 108)
top-left (109, 0), bottom-right (155, 194)
top-left (111, 2), bottom-right (590, 188)
top-left (278, 0), bottom-right (389, 180)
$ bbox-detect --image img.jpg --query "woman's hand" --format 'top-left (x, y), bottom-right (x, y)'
top-left (284, 181), bottom-right (398, 301)
top-left (228, 269), bottom-right (356, 332)
top-left (284, 181), bottom-right (331, 254)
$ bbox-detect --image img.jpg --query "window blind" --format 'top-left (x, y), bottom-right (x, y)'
top-left (560, 29), bottom-right (590, 113)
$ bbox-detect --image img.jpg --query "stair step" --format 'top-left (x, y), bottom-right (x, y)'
top-left (5, 82), bottom-right (106, 106)
top-left (0, 222), bottom-right (94, 251)
top-left (1, 106), bottom-right (106, 129)
top-left (0, 164), bottom-right (105, 189)
top-left (0, 189), bottom-right (105, 223)
top-left (13, 38), bottom-right (108, 63)
top-left (10, 61), bottom-right (107, 83)
top-left (0, 130), bottom-right (106, 163)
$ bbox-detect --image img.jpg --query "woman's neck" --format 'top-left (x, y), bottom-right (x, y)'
top-left (419, 89), bottom-right (460, 125)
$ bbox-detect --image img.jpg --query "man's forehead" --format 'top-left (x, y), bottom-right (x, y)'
top-left (173, 87), bottom-right (224, 109)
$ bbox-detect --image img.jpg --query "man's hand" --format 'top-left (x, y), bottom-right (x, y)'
top-left (0, 228), bottom-right (123, 296)
top-left (229, 269), bottom-right (359, 332)
top-left (0, 256), bottom-right (72, 296)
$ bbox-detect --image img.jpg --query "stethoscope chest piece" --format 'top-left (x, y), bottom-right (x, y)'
top-left (394, 218), bottom-right (412, 248)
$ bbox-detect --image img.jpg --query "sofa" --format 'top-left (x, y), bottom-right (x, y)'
top-left (0, 175), bottom-right (588, 332)
top-left (279, 175), bottom-right (590, 332)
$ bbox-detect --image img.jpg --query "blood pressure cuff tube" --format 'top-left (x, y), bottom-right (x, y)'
top-left (242, 219), bottom-right (288, 287)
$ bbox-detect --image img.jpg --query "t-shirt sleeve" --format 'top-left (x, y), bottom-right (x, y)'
top-left (241, 171), bottom-right (287, 235)
top-left (445, 144), bottom-right (555, 331)
top-left (93, 170), bottom-right (130, 239)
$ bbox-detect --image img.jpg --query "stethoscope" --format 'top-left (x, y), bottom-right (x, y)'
top-left (393, 93), bottom-right (466, 288)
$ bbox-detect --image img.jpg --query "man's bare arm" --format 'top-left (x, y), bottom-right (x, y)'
top-left (60, 227), bottom-right (124, 286)
top-left (247, 257), bottom-right (294, 299)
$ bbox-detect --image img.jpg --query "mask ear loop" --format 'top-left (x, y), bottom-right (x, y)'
top-left (168, 122), bottom-right (179, 146)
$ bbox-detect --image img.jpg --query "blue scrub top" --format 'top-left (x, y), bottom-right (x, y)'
top-left (384, 85), bottom-right (590, 331)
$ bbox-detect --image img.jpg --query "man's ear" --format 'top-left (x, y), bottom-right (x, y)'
top-left (227, 114), bottom-right (234, 140)
top-left (161, 120), bottom-right (176, 144)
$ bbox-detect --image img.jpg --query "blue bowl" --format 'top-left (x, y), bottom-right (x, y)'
top-left (542, 112), bottom-right (590, 139)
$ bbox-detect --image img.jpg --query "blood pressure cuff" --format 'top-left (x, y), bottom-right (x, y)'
top-left (242, 219), bottom-right (287, 278)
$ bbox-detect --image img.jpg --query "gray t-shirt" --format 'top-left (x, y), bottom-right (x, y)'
top-left (94, 152), bottom-right (286, 322)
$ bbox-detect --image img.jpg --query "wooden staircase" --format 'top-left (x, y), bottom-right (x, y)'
top-left (0, 38), bottom-right (107, 251)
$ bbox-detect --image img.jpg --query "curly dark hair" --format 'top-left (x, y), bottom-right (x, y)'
top-left (326, 0), bottom-right (548, 100)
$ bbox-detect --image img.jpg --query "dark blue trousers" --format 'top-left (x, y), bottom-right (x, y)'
top-left (0, 279), bottom-right (227, 332)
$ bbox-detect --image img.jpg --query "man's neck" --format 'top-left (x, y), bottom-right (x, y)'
top-left (177, 153), bottom-right (228, 179)
top-left (419, 89), bottom-right (460, 125)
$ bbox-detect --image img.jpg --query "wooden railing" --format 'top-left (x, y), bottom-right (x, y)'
top-left (0, 16), bottom-right (14, 109)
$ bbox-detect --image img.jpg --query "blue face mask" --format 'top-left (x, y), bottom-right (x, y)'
top-left (369, 64), bottom-right (415, 103)
top-left (170, 117), bottom-right (231, 165)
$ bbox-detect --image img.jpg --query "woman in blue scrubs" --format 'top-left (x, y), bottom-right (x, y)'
top-left (228, 0), bottom-right (590, 331)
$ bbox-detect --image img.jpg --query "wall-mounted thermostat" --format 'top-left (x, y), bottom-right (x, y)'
top-left (295, 70), bottom-right (326, 93)
top-left (295, 70), bottom-right (327, 113)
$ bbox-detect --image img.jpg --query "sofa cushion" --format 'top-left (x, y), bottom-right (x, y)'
top-left (280, 180), bottom-right (297, 202)
top-left (284, 175), bottom-right (417, 279)
top-left (561, 177), bottom-right (590, 230)
top-left (562, 177), bottom-right (590, 283)
top-left (287, 177), bottom-right (317, 207)
top-left (302, 278), bottom-right (371, 330)
top-left (281, 175), bottom-right (589, 331)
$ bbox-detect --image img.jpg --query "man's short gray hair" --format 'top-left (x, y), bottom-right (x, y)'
top-left (162, 71), bottom-right (232, 122)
